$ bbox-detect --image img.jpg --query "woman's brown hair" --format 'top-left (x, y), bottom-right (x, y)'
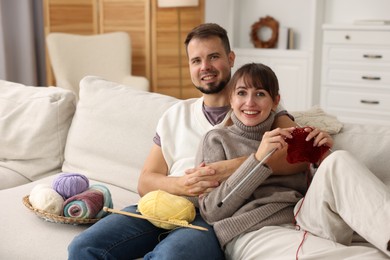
top-left (227, 63), bottom-right (279, 102)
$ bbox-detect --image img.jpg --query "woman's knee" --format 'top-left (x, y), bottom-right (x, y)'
top-left (326, 150), bottom-right (352, 162)
top-left (320, 150), bottom-right (355, 173)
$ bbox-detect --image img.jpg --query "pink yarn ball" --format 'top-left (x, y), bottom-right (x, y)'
top-left (52, 173), bottom-right (89, 199)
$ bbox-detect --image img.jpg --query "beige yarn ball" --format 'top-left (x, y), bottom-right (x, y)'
top-left (29, 184), bottom-right (64, 216)
top-left (138, 190), bottom-right (195, 229)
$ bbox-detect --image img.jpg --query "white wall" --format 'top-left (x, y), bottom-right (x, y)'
top-left (206, 0), bottom-right (390, 49)
top-left (206, 0), bottom-right (315, 51)
top-left (204, 0), bottom-right (232, 41)
top-left (324, 0), bottom-right (390, 24)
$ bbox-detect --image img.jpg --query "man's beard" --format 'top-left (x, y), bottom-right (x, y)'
top-left (195, 79), bottom-right (229, 94)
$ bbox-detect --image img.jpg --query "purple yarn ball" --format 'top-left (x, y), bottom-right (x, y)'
top-left (52, 173), bottom-right (89, 199)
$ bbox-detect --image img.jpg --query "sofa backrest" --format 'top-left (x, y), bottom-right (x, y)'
top-left (62, 76), bottom-right (179, 192)
top-left (333, 123), bottom-right (390, 186)
top-left (0, 80), bottom-right (76, 189)
top-left (2, 76), bottom-right (388, 192)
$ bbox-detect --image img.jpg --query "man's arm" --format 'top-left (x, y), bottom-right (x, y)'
top-left (137, 144), bottom-right (219, 197)
top-left (184, 156), bottom-right (247, 195)
top-left (272, 113), bottom-right (298, 128)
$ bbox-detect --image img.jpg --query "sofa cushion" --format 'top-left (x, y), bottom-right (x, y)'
top-left (0, 174), bottom-right (139, 260)
top-left (62, 76), bottom-right (178, 192)
top-left (0, 80), bottom-right (76, 189)
top-left (333, 123), bottom-right (390, 186)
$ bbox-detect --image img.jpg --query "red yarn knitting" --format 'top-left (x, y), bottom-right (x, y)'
top-left (286, 127), bottom-right (329, 164)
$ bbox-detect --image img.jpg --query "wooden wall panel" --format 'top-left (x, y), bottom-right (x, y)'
top-left (43, 0), bottom-right (204, 98)
top-left (99, 0), bottom-right (151, 79)
top-left (43, 0), bottom-right (98, 85)
top-left (151, 0), bottom-right (204, 99)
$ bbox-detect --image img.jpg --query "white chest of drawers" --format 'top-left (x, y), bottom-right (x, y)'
top-left (321, 24), bottom-right (390, 126)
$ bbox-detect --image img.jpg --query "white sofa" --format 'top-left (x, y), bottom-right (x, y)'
top-left (1, 76), bottom-right (389, 259)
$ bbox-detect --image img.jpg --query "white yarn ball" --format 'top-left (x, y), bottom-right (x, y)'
top-left (30, 184), bottom-right (51, 192)
top-left (29, 184), bottom-right (64, 216)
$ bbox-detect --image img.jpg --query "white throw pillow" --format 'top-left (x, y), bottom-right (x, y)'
top-left (62, 76), bottom-right (178, 192)
top-left (0, 80), bottom-right (76, 189)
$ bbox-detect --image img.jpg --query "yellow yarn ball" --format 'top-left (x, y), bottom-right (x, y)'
top-left (138, 190), bottom-right (195, 230)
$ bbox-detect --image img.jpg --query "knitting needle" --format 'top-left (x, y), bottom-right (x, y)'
top-left (103, 207), bottom-right (208, 231)
top-left (217, 148), bottom-right (276, 207)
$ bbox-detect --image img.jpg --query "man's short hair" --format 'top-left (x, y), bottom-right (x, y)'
top-left (184, 23), bottom-right (231, 55)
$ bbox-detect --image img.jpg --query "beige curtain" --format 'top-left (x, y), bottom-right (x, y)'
top-left (0, 0), bottom-right (45, 86)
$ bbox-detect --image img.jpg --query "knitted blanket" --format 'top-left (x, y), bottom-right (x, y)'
top-left (63, 184), bottom-right (113, 219)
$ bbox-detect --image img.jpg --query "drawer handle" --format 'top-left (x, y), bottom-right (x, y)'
top-left (363, 54), bottom-right (383, 59)
top-left (360, 100), bottom-right (380, 105)
top-left (362, 76), bottom-right (381, 81)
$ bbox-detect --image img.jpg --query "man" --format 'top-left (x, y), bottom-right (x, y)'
top-left (138, 23), bottom-right (300, 198)
top-left (68, 23), bottom-right (297, 260)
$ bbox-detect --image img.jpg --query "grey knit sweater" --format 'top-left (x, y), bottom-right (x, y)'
top-left (195, 112), bottom-right (308, 248)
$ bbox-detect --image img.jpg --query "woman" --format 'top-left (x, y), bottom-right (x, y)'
top-left (196, 63), bottom-right (390, 258)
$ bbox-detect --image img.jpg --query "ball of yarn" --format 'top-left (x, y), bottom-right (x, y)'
top-left (29, 184), bottom-right (64, 216)
top-left (52, 173), bottom-right (89, 199)
top-left (138, 190), bottom-right (195, 230)
top-left (63, 184), bottom-right (113, 219)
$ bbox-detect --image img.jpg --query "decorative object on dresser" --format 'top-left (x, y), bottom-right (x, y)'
top-left (320, 24), bottom-right (390, 126)
top-left (250, 16), bottom-right (279, 49)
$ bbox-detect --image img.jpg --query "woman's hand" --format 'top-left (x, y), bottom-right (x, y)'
top-left (304, 127), bottom-right (334, 149)
top-left (255, 127), bottom-right (295, 162)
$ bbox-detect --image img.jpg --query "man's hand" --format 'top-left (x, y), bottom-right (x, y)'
top-left (184, 162), bottom-right (219, 196)
top-left (184, 157), bottom-right (246, 195)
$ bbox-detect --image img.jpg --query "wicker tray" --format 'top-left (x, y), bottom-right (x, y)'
top-left (23, 195), bottom-right (100, 225)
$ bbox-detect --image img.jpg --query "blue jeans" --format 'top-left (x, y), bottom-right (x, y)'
top-left (68, 205), bottom-right (225, 260)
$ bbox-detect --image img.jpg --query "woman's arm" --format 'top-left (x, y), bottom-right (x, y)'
top-left (188, 115), bottom-right (303, 194)
top-left (199, 154), bottom-right (272, 223)
top-left (198, 127), bottom-right (287, 223)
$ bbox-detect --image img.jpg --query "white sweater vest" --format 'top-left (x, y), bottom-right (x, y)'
top-left (156, 97), bottom-right (230, 176)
